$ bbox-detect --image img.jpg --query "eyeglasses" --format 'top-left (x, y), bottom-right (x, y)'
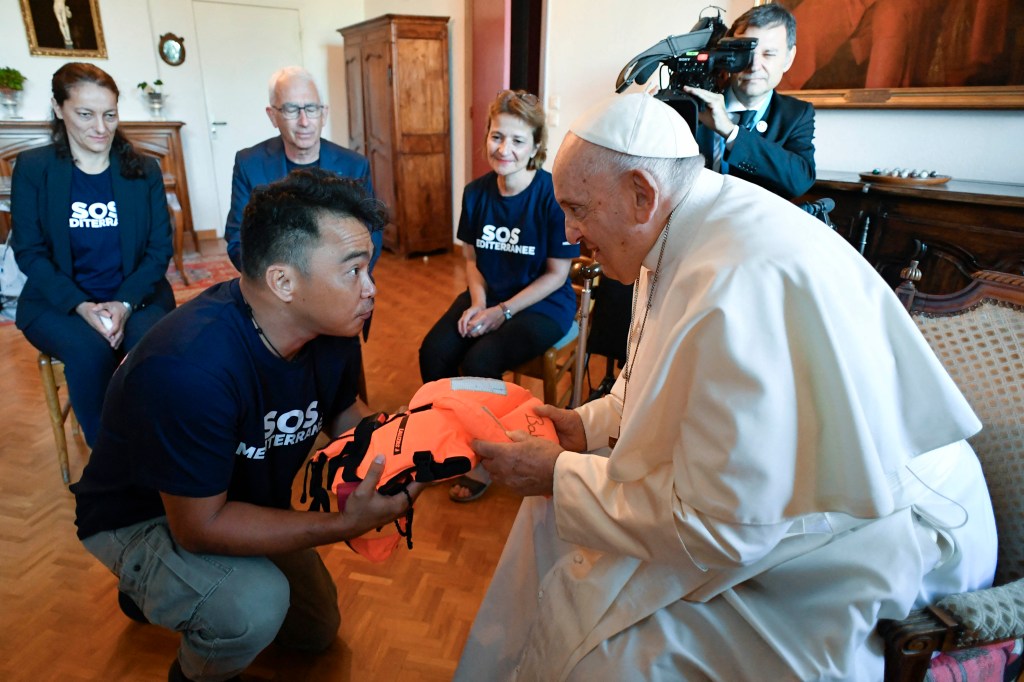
top-left (272, 103), bottom-right (325, 120)
top-left (497, 90), bottom-right (539, 105)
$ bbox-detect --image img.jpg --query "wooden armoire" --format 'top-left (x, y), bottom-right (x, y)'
top-left (339, 14), bottom-right (453, 256)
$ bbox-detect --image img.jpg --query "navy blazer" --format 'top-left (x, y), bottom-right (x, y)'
top-left (705, 91), bottom-right (816, 200)
top-left (223, 136), bottom-right (378, 270)
top-left (10, 144), bottom-right (175, 330)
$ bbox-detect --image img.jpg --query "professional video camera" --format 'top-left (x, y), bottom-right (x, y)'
top-left (615, 6), bottom-right (757, 133)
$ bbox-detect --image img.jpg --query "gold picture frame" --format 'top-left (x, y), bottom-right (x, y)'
top-left (20, 0), bottom-right (108, 59)
top-left (776, 0), bottom-right (1024, 110)
top-left (782, 86), bottom-right (1024, 110)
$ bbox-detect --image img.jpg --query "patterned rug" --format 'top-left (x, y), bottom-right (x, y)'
top-left (0, 246), bottom-right (237, 325)
top-left (167, 248), bottom-right (238, 304)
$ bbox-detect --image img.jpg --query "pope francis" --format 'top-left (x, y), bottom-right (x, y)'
top-left (454, 92), bottom-right (998, 681)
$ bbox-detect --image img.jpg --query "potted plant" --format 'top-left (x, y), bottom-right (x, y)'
top-left (0, 67), bottom-right (26, 119)
top-left (137, 79), bottom-right (166, 119)
top-left (137, 79), bottom-right (163, 96)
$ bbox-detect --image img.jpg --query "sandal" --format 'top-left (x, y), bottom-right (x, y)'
top-left (448, 475), bottom-right (491, 503)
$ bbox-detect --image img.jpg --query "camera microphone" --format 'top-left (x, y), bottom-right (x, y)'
top-left (799, 198), bottom-right (837, 229)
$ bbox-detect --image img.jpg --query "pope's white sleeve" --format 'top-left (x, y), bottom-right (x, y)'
top-left (554, 449), bottom-right (795, 573)
top-left (575, 382), bottom-right (624, 452)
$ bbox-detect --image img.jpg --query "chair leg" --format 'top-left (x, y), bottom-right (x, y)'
top-left (167, 192), bottom-right (190, 285)
top-left (542, 348), bottom-right (559, 406)
top-left (38, 355), bottom-right (71, 485)
top-left (173, 207), bottom-right (189, 286)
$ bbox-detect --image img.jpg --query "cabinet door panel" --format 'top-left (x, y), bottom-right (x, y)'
top-left (344, 45), bottom-right (366, 157)
top-left (363, 41), bottom-right (396, 223)
top-left (396, 39), bottom-right (449, 136)
top-left (398, 153), bottom-right (452, 253)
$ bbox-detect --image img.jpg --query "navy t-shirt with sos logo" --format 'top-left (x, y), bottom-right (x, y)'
top-left (68, 165), bottom-right (123, 301)
top-left (456, 169), bottom-right (579, 332)
top-left (72, 280), bottom-right (362, 540)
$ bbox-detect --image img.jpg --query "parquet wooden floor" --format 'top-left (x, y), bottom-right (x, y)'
top-left (0, 243), bottom-right (569, 682)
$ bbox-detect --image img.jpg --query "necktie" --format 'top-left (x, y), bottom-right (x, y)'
top-left (718, 110), bottom-right (757, 173)
top-left (737, 109), bottom-right (757, 130)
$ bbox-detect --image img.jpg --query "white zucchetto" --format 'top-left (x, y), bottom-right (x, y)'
top-left (569, 92), bottom-right (699, 158)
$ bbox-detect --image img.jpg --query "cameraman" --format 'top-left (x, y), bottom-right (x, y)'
top-left (684, 4), bottom-right (815, 199)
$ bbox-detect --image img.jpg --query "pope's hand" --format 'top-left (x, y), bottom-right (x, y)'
top-left (473, 431), bottom-right (563, 497)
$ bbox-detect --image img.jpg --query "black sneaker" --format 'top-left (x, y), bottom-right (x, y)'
top-left (117, 590), bottom-right (149, 624)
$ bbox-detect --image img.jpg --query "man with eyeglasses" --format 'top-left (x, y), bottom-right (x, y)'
top-left (683, 4), bottom-right (816, 200)
top-left (224, 66), bottom-right (382, 272)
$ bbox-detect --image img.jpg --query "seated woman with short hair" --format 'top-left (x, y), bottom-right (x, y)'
top-left (418, 89), bottom-right (579, 502)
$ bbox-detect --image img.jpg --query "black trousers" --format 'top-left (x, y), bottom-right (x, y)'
top-left (419, 290), bottom-right (566, 382)
top-left (22, 303), bottom-right (169, 446)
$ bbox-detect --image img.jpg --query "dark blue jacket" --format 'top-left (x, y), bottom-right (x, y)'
top-left (705, 91), bottom-right (816, 200)
top-left (223, 136), bottom-right (379, 270)
top-left (10, 144), bottom-right (175, 330)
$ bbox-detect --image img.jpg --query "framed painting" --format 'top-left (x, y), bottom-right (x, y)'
top-left (775, 0), bottom-right (1024, 109)
top-left (20, 0), bottom-right (107, 59)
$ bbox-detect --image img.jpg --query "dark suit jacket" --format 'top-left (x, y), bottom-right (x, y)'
top-left (10, 144), bottom-right (175, 330)
top-left (703, 90), bottom-right (816, 200)
top-left (223, 136), bottom-right (378, 270)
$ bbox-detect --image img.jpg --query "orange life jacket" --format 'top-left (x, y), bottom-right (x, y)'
top-left (302, 377), bottom-right (559, 561)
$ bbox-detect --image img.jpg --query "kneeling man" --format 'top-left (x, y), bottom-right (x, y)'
top-left (72, 168), bottom-right (422, 681)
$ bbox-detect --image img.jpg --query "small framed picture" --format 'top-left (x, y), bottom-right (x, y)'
top-left (20, 0), bottom-right (108, 59)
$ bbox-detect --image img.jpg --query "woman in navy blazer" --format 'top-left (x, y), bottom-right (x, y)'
top-left (11, 63), bottom-right (174, 447)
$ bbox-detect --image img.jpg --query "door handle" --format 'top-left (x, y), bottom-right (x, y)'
top-left (210, 121), bottom-right (227, 137)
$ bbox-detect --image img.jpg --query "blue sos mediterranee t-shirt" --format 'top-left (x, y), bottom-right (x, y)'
top-left (71, 279), bottom-right (361, 539)
top-left (456, 170), bottom-right (579, 332)
top-left (69, 165), bottom-right (123, 300)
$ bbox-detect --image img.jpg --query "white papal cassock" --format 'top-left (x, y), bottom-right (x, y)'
top-left (454, 170), bottom-right (997, 682)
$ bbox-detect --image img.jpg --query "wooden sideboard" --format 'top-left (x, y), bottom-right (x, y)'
top-left (798, 171), bottom-right (1024, 295)
top-left (0, 120), bottom-right (198, 283)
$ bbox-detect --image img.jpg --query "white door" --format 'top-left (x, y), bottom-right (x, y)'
top-left (193, 1), bottom-right (303, 224)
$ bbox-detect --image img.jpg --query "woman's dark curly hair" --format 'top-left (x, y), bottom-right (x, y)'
top-left (240, 168), bottom-right (388, 280)
top-left (50, 62), bottom-right (145, 179)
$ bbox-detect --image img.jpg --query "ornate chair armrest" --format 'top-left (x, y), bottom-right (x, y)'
top-left (936, 579), bottom-right (1024, 647)
top-left (880, 580), bottom-right (1024, 682)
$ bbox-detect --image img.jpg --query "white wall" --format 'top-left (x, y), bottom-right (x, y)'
top-left (814, 108), bottom-right (1023, 183)
top-left (2, 0), bottom-right (1020, 242)
top-left (542, 0), bottom-right (717, 160)
top-left (2, 0), bottom-right (159, 122)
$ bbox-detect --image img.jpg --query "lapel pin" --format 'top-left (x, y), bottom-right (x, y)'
top-left (755, 120), bottom-right (768, 133)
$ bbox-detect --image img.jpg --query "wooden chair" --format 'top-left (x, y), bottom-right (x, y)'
top-left (38, 353), bottom-right (80, 485)
top-left (879, 264), bottom-right (1024, 682)
top-left (510, 257), bottom-right (600, 408)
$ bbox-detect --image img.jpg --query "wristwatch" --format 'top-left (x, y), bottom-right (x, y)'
top-left (500, 302), bottom-right (513, 321)
top-left (121, 301), bottom-right (133, 315)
